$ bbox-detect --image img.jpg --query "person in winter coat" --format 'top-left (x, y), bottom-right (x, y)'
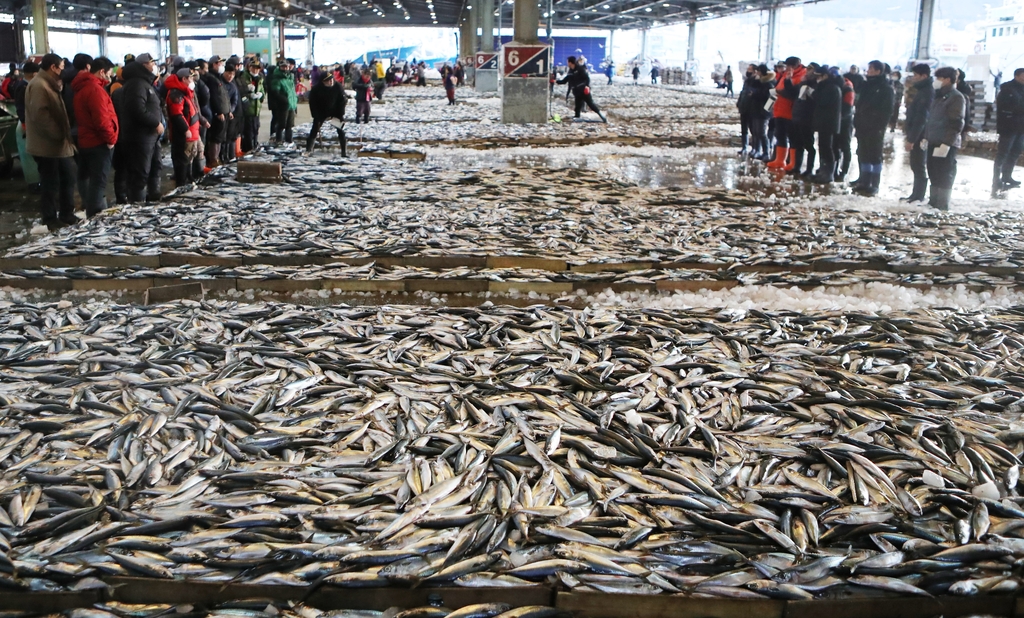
top-left (116, 56), bottom-right (164, 203)
top-left (923, 67), bottom-right (966, 210)
top-left (25, 54), bottom-right (77, 225)
top-left (604, 62), bottom-right (614, 86)
top-left (900, 64), bottom-right (934, 203)
top-left (845, 64), bottom-right (865, 98)
top-left (632, 65), bottom-right (640, 85)
top-left (13, 62), bottom-right (40, 188)
top-left (736, 65), bottom-right (758, 156)
top-left (237, 59), bottom-right (265, 154)
top-left (72, 57), bottom-right (118, 218)
top-left (192, 61), bottom-right (211, 165)
top-left (558, 57), bottom-right (607, 123)
top-left (889, 71), bottom-right (904, 132)
top-left (789, 62), bottom-right (819, 177)
top-left (748, 64), bottom-right (776, 161)
top-left (267, 60), bottom-right (298, 143)
top-left (767, 56), bottom-right (806, 171)
top-left (444, 69), bottom-right (457, 106)
top-left (810, 66), bottom-right (842, 184)
top-left (63, 53), bottom-right (92, 204)
top-left (650, 65), bottom-right (660, 85)
top-left (353, 69), bottom-right (373, 123)
top-left (165, 68), bottom-right (202, 187)
top-left (220, 63), bottom-right (241, 164)
top-left (832, 71), bottom-right (855, 181)
top-left (994, 68), bottom-right (1024, 190)
top-left (956, 69), bottom-right (974, 140)
top-left (201, 56), bottom-right (228, 165)
top-left (724, 66), bottom-right (734, 98)
top-left (306, 71), bottom-right (348, 153)
top-left (852, 60), bottom-right (894, 196)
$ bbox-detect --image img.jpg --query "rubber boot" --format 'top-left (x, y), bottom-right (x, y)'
top-left (785, 148), bottom-right (803, 174)
top-left (902, 174), bottom-right (928, 202)
top-left (929, 186), bottom-right (950, 210)
top-left (766, 146), bottom-right (788, 169)
top-left (849, 163), bottom-right (869, 189)
top-left (800, 150), bottom-right (816, 178)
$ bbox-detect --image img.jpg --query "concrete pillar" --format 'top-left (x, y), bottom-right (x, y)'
top-left (608, 29), bottom-right (614, 64)
top-left (278, 20), bottom-right (286, 61)
top-left (13, 18), bottom-right (25, 61)
top-left (640, 28), bottom-right (648, 65)
top-left (306, 27), bottom-right (314, 65)
top-left (98, 18), bottom-right (109, 58)
top-left (31, 0), bottom-right (47, 55)
top-left (765, 6), bottom-right (778, 63)
top-left (468, 3), bottom-right (479, 52)
top-left (513, 0), bottom-right (538, 43)
top-left (167, 0), bottom-right (179, 57)
top-left (914, 0), bottom-right (935, 60)
top-left (687, 20), bottom-right (696, 62)
top-left (481, 0), bottom-right (495, 51)
top-left (545, 0), bottom-right (553, 40)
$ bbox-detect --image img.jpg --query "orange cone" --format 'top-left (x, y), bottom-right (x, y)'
top-left (766, 146), bottom-right (788, 170)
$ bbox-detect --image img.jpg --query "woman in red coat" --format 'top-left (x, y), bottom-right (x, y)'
top-left (766, 56), bottom-right (806, 171)
top-left (72, 56), bottom-right (119, 217)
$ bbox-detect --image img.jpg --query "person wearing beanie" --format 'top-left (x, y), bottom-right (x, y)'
top-left (810, 65), bottom-right (842, 184)
top-left (165, 67), bottom-right (202, 186)
top-left (748, 64), bottom-right (776, 161)
top-left (237, 58), bottom-right (265, 154)
top-left (852, 60), bottom-right (894, 196)
top-left (993, 68), bottom-right (1024, 191)
top-left (790, 62), bottom-right (820, 177)
top-left (923, 66), bottom-right (965, 210)
top-left (767, 56), bottom-right (806, 171)
top-left (900, 63), bottom-right (934, 203)
top-left (267, 58), bottom-right (298, 143)
top-left (306, 70), bottom-right (348, 153)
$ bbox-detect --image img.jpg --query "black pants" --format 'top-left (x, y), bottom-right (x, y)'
top-left (834, 115), bottom-right (853, 175)
top-left (856, 128), bottom-right (886, 166)
top-left (774, 117), bottom-right (792, 149)
top-left (908, 141), bottom-right (928, 199)
top-left (35, 156), bottom-right (76, 221)
top-left (739, 112), bottom-right (751, 149)
top-left (816, 131), bottom-right (835, 177)
top-left (73, 147), bottom-right (89, 206)
top-left (241, 115), bottom-right (260, 153)
top-left (927, 145), bottom-right (957, 191)
top-left (995, 132), bottom-right (1024, 182)
top-left (113, 142), bottom-right (129, 204)
top-left (78, 145), bottom-right (113, 216)
top-left (798, 122), bottom-right (815, 172)
top-left (356, 99), bottom-right (371, 122)
top-left (726, 82), bottom-right (734, 97)
top-left (750, 113), bottom-right (769, 156)
top-left (125, 137), bottom-right (162, 203)
top-left (306, 118), bottom-right (343, 152)
top-left (274, 109), bottom-right (295, 142)
top-left (269, 109), bottom-right (279, 139)
top-left (574, 93), bottom-right (601, 118)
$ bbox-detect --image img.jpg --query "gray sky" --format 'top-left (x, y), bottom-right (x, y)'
top-left (802, 0), bottom-right (988, 29)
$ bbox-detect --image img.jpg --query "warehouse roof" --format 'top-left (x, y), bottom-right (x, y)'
top-left (0, 0), bottom-right (824, 30)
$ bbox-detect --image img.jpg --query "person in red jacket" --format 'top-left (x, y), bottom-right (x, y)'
top-left (767, 56), bottom-right (807, 171)
top-left (165, 67), bottom-right (202, 187)
top-left (72, 56), bottom-right (118, 218)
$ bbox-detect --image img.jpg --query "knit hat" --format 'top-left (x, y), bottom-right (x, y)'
top-left (756, 64), bottom-right (769, 74)
top-left (175, 67), bottom-right (191, 80)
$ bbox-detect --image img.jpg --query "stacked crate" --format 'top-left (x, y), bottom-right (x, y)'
top-left (966, 80), bottom-right (991, 130)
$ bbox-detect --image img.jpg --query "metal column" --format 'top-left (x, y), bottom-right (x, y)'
top-left (513, 0), bottom-right (538, 43)
top-left (98, 18), bottom-right (109, 57)
top-left (306, 28), bottom-right (314, 65)
top-left (237, 0), bottom-right (246, 39)
top-left (168, 0), bottom-right (179, 57)
top-left (687, 20), bottom-right (696, 62)
top-left (640, 28), bottom-right (648, 65)
top-left (468, 3), bottom-right (479, 52)
top-left (914, 0), bottom-right (935, 60)
top-left (545, 0), bottom-right (552, 40)
top-left (459, 14), bottom-right (472, 58)
top-left (481, 0), bottom-right (494, 51)
top-left (31, 0), bottom-right (47, 55)
top-left (765, 6), bottom-right (778, 63)
top-left (607, 29), bottom-right (614, 64)
top-left (278, 20), bottom-right (286, 61)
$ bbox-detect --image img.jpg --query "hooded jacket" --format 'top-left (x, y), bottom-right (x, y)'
top-left (24, 69), bottom-right (74, 158)
top-left (165, 73), bottom-right (200, 143)
top-left (309, 76), bottom-right (348, 121)
top-left (925, 83), bottom-right (965, 148)
top-left (774, 64), bottom-right (806, 120)
top-left (72, 70), bottom-right (119, 150)
top-left (267, 67), bottom-right (298, 113)
top-left (996, 79), bottom-right (1024, 135)
top-left (118, 61), bottom-right (163, 143)
top-left (903, 76), bottom-right (934, 144)
top-left (853, 73), bottom-right (894, 134)
top-left (811, 74), bottom-right (843, 135)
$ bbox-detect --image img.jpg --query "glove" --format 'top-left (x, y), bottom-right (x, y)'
top-left (248, 84), bottom-right (256, 92)
top-left (919, 139), bottom-right (928, 150)
top-left (253, 92), bottom-right (263, 100)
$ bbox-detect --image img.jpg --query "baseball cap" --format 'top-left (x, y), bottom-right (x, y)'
top-left (175, 68), bottom-right (191, 80)
top-left (209, 55), bottom-right (223, 65)
top-left (136, 53), bottom-right (154, 64)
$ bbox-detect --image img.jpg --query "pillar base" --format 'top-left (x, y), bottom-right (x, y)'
top-left (463, 66), bottom-right (476, 88)
top-left (476, 69), bottom-right (498, 93)
top-left (502, 77), bottom-right (550, 124)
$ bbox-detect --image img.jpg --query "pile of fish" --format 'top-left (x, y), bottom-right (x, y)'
top-left (1, 299), bottom-right (1024, 599)
top-left (6, 159), bottom-right (1024, 275)
top-left (55, 600), bottom-right (569, 618)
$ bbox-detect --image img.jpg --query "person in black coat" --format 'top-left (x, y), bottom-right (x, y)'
top-left (748, 64), bottom-right (776, 161)
top-left (810, 67), bottom-right (842, 184)
top-left (736, 65), bottom-right (758, 156)
top-left (833, 73), bottom-right (855, 181)
top-left (789, 62), bottom-right (819, 177)
top-left (305, 72), bottom-right (349, 153)
top-left (220, 64), bottom-right (241, 164)
top-left (852, 60), bottom-right (894, 195)
top-left (116, 59), bottom-right (164, 203)
top-left (201, 57), bottom-right (229, 166)
top-left (557, 57), bottom-right (607, 123)
top-left (192, 60), bottom-right (211, 172)
top-left (994, 68), bottom-right (1024, 190)
top-left (900, 64), bottom-right (934, 202)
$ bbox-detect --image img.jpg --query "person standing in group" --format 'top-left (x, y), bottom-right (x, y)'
top-left (306, 71), bottom-right (348, 153)
top-left (24, 54), bottom-right (76, 225)
top-left (993, 68), bottom-right (1024, 191)
top-left (833, 69), bottom-right (855, 181)
top-left (63, 54), bottom-right (92, 203)
top-left (417, 62), bottom-right (427, 87)
top-left (118, 54), bottom-right (164, 203)
top-left (845, 64), bottom-right (865, 98)
top-left (851, 60), bottom-right (894, 196)
top-left (632, 65), bottom-right (640, 85)
top-left (889, 70), bottom-right (904, 132)
top-left (810, 65), bottom-right (842, 184)
top-left (13, 61), bottom-right (40, 190)
top-left (900, 64), bottom-right (934, 203)
top-left (789, 62), bottom-right (819, 177)
top-left (650, 65), bottom-right (660, 85)
top-left (724, 66), bottom-right (734, 98)
top-left (220, 62), bottom-right (240, 164)
top-left (748, 64), bottom-right (776, 161)
top-left (558, 56), bottom-right (607, 123)
top-left (767, 56), bottom-right (806, 171)
top-left (72, 56), bottom-right (118, 218)
top-left (923, 67), bottom-right (965, 210)
top-left (201, 56), bottom-right (228, 166)
top-left (444, 68), bottom-right (457, 106)
top-left (956, 69), bottom-right (974, 141)
top-left (736, 64), bottom-right (757, 156)
top-left (237, 58), bottom-right (265, 154)
top-left (165, 67), bottom-right (202, 187)
top-left (373, 59), bottom-right (386, 101)
top-left (267, 59), bottom-right (298, 143)
top-left (354, 68), bottom-right (373, 123)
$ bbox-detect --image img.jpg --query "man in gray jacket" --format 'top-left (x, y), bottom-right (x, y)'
top-left (923, 67), bottom-right (965, 210)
